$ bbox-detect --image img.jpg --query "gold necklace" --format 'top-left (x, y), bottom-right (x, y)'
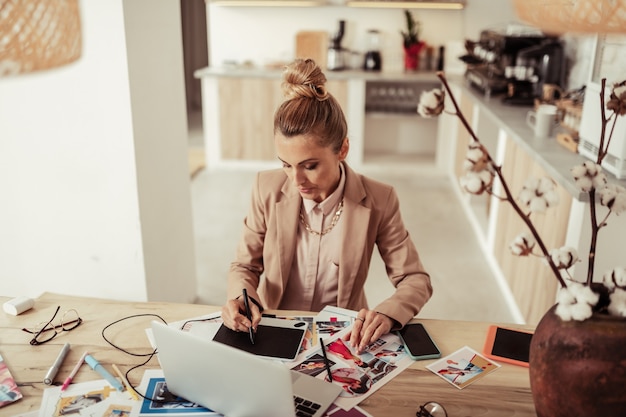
top-left (299, 199), bottom-right (344, 236)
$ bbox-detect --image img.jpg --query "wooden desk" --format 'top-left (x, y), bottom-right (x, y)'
top-left (0, 293), bottom-right (537, 416)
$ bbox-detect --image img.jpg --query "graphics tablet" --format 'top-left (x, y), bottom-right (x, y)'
top-left (212, 317), bottom-right (308, 361)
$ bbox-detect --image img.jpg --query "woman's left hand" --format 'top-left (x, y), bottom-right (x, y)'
top-left (345, 309), bottom-right (393, 354)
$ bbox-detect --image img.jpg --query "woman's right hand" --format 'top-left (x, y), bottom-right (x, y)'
top-left (221, 297), bottom-right (262, 332)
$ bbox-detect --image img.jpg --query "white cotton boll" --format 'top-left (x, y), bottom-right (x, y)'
top-left (573, 282), bottom-right (600, 306)
top-left (478, 169), bottom-right (494, 187)
top-left (603, 270), bottom-right (617, 290)
top-left (544, 189), bottom-right (560, 207)
top-left (536, 177), bottom-right (554, 194)
top-left (571, 163), bottom-right (596, 192)
top-left (613, 267), bottom-right (626, 287)
top-left (518, 188), bottom-right (532, 206)
top-left (584, 161), bottom-right (601, 175)
top-left (417, 89), bottom-right (445, 118)
top-left (570, 163), bottom-right (587, 179)
top-left (509, 232), bottom-right (536, 256)
top-left (460, 173), bottom-right (482, 194)
top-left (518, 179), bottom-right (538, 206)
top-left (463, 143), bottom-right (490, 172)
top-left (555, 283), bottom-right (596, 321)
top-left (573, 175), bottom-right (593, 192)
top-left (555, 303), bottom-right (574, 321)
top-left (465, 147), bottom-right (484, 163)
top-left (608, 288), bottom-right (626, 317)
top-left (606, 267), bottom-right (626, 288)
top-left (571, 162), bottom-right (607, 192)
top-left (569, 303), bottom-right (594, 321)
top-left (463, 147), bottom-right (484, 171)
top-left (529, 197), bottom-right (549, 212)
top-left (612, 191), bottom-right (626, 215)
top-left (421, 90), bottom-right (439, 107)
top-left (556, 286), bottom-right (576, 305)
top-left (518, 178), bottom-right (558, 212)
top-left (460, 170), bottom-right (493, 195)
top-left (417, 103), bottom-right (432, 118)
top-left (593, 171), bottom-right (608, 189)
top-left (599, 184), bottom-right (626, 214)
top-left (550, 247), bottom-right (579, 269)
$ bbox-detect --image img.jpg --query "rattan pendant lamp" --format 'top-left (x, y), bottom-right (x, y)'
top-left (0, 0), bottom-right (82, 76)
top-left (513, 0), bottom-right (626, 34)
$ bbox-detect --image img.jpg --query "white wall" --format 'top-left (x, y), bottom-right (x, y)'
top-left (209, 6), bottom-right (466, 72)
top-left (207, 1), bottom-right (521, 72)
top-left (0, 0), bottom-right (197, 303)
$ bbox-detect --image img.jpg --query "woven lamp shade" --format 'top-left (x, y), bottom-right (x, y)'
top-left (513, 0), bottom-right (626, 34)
top-left (0, 0), bottom-right (82, 76)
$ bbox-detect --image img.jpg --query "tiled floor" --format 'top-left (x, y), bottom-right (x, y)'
top-left (187, 112), bottom-right (517, 323)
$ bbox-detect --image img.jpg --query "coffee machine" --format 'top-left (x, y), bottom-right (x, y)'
top-left (462, 30), bottom-right (563, 104)
top-left (505, 40), bottom-right (565, 105)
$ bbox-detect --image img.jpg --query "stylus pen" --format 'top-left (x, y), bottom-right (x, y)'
top-left (61, 351), bottom-right (88, 391)
top-left (242, 288), bottom-right (255, 345)
top-left (44, 342), bottom-right (71, 385)
top-left (84, 354), bottom-right (124, 392)
top-left (319, 338), bottom-right (333, 382)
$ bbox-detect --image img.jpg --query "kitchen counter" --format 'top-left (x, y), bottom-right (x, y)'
top-left (449, 76), bottom-right (626, 201)
top-left (194, 65), bottom-right (442, 170)
top-left (194, 66), bottom-right (626, 199)
top-left (442, 76), bottom-right (626, 324)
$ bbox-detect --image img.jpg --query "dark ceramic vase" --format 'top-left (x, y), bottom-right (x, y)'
top-left (529, 305), bottom-right (626, 417)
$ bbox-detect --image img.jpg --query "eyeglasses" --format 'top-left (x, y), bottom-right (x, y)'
top-left (21, 306), bottom-right (82, 345)
top-left (416, 401), bottom-right (448, 417)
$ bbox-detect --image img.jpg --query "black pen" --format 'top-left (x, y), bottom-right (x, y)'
top-left (319, 338), bottom-right (333, 382)
top-left (242, 288), bottom-right (255, 345)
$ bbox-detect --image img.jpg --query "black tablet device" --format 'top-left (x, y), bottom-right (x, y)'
top-left (212, 317), bottom-right (308, 361)
top-left (483, 325), bottom-right (534, 367)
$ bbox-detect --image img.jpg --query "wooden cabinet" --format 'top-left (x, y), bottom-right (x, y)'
top-left (217, 77), bottom-right (282, 161)
top-left (444, 85), bottom-right (574, 325)
top-left (210, 77), bottom-right (348, 164)
top-left (492, 137), bottom-right (572, 324)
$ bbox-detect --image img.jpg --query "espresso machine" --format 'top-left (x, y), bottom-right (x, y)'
top-left (505, 40), bottom-right (565, 105)
top-left (461, 30), bottom-right (563, 105)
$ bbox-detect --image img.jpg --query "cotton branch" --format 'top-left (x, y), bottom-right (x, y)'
top-left (436, 71), bottom-right (568, 289)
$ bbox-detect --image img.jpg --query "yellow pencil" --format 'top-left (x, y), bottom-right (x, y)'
top-left (112, 363), bottom-right (139, 401)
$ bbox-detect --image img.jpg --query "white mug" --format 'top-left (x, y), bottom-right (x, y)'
top-left (527, 104), bottom-right (559, 138)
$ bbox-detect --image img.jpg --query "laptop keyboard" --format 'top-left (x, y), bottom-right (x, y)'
top-left (294, 395), bottom-right (322, 417)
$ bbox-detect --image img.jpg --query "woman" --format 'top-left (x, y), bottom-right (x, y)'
top-left (221, 58), bottom-right (432, 353)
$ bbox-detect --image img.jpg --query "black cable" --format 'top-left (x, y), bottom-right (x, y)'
top-left (101, 313), bottom-right (167, 356)
top-left (101, 313), bottom-right (217, 406)
top-left (101, 314), bottom-right (173, 404)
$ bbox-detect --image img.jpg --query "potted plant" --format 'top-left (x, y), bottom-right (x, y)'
top-left (418, 75), bottom-right (626, 416)
top-left (400, 9), bottom-right (425, 71)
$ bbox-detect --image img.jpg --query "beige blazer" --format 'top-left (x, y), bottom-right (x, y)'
top-left (227, 163), bottom-right (432, 327)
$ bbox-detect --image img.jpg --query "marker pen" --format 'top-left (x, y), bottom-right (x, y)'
top-left (44, 343), bottom-right (71, 385)
top-left (84, 354), bottom-right (124, 392)
top-left (61, 351), bottom-right (88, 391)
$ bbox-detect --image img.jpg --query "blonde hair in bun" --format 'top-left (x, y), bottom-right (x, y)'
top-left (274, 58), bottom-right (347, 153)
top-left (281, 59), bottom-right (329, 101)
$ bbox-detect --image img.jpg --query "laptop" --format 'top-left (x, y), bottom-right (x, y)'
top-left (151, 321), bottom-right (342, 417)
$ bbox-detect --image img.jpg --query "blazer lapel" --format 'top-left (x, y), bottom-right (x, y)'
top-left (277, 180), bottom-right (300, 288)
top-left (337, 164), bottom-right (370, 307)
